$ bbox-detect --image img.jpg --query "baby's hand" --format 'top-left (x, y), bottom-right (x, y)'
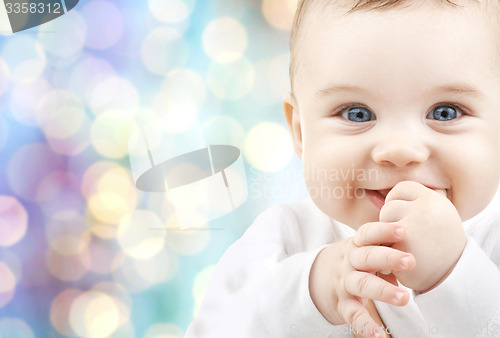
top-left (380, 181), bottom-right (466, 292)
top-left (309, 222), bottom-right (415, 337)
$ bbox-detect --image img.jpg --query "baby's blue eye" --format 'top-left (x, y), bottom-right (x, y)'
top-left (429, 105), bottom-right (461, 121)
top-left (342, 107), bottom-right (374, 122)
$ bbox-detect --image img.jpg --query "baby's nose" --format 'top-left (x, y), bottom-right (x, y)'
top-left (371, 133), bottom-right (430, 167)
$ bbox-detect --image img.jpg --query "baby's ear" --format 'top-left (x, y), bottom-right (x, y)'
top-left (282, 92), bottom-right (303, 159)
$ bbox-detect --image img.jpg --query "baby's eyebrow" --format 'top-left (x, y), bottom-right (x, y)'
top-left (430, 84), bottom-right (485, 98)
top-left (315, 84), bottom-right (367, 97)
top-left (315, 83), bottom-right (485, 99)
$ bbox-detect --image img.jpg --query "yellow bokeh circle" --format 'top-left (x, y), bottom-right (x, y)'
top-left (244, 122), bottom-right (294, 172)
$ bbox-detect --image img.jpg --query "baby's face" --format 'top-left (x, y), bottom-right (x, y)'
top-left (285, 2), bottom-right (500, 228)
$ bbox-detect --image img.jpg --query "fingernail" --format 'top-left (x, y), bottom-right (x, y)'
top-left (394, 291), bottom-right (405, 303)
top-left (401, 256), bottom-right (410, 268)
top-left (394, 226), bottom-right (402, 238)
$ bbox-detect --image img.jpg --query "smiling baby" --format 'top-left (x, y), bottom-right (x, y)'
top-left (186, 1), bottom-right (500, 337)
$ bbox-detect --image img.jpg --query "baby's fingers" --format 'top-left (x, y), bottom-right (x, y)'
top-left (353, 222), bottom-right (404, 247)
top-left (339, 298), bottom-right (386, 338)
top-left (349, 245), bottom-right (415, 273)
top-left (345, 271), bottom-right (409, 306)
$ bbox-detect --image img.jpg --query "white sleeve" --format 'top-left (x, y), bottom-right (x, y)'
top-left (184, 205), bottom-right (353, 338)
top-left (414, 236), bottom-right (500, 338)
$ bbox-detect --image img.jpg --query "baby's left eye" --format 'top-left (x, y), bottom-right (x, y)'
top-left (427, 105), bottom-right (462, 121)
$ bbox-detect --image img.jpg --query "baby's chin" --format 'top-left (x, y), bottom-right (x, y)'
top-left (337, 213), bottom-right (379, 231)
top-left (311, 197), bottom-right (379, 230)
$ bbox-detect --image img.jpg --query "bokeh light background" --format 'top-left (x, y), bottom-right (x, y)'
top-left (0, 0), bottom-right (309, 336)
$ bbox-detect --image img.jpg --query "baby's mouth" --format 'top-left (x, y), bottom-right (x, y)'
top-left (376, 189), bottom-right (391, 199)
top-left (434, 188), bottom-right (448, 197)
top-left (372, 187), bottom-right (448, 199)
top-left (365, 186), bottom-right (447, 210)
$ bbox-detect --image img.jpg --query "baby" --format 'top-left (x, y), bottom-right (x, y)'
top-left (186, 0), bottom-right (500, 337)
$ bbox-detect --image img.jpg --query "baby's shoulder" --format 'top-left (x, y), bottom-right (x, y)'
top-left (245, 198), bottom-right (342, 251)
top-left (250, 198), bottom-right (326, 230)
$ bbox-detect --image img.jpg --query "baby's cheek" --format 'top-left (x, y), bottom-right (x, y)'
top-left (452, 179), bottom-right (497, 221)
top-left (450, 137), bottom-right (500, 220)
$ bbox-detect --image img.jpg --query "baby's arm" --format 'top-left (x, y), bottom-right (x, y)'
top-left (414, 237), bottom-right (500, 337)
top-left (185, 205), bottom-right (349, 337)
top-left (309, 221), bottom-right (415, 338)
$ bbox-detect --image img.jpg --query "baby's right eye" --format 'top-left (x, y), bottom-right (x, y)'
top-left (340, 106), bottom-right (375, 122)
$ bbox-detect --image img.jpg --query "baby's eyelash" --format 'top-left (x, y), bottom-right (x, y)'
top-left (331, 103), bottom-right (372, 116)
top-left (330, 102), bottom-right (471, 118)
top-left (429, 102), bottom-right (469, 115)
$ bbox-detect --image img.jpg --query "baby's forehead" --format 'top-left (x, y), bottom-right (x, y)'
top-left (290, 0), bottom-right (500, 104)
top-left (291, 0), bottom-right (500, 85)
top-left (299, 0), bottom-right (499, 32)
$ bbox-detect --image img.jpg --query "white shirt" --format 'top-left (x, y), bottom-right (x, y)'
top-left (186, 193), bottom-right (500, 338)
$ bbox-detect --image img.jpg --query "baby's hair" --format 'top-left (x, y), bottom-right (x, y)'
top-left (289, 0), bottom-right (500, 92)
